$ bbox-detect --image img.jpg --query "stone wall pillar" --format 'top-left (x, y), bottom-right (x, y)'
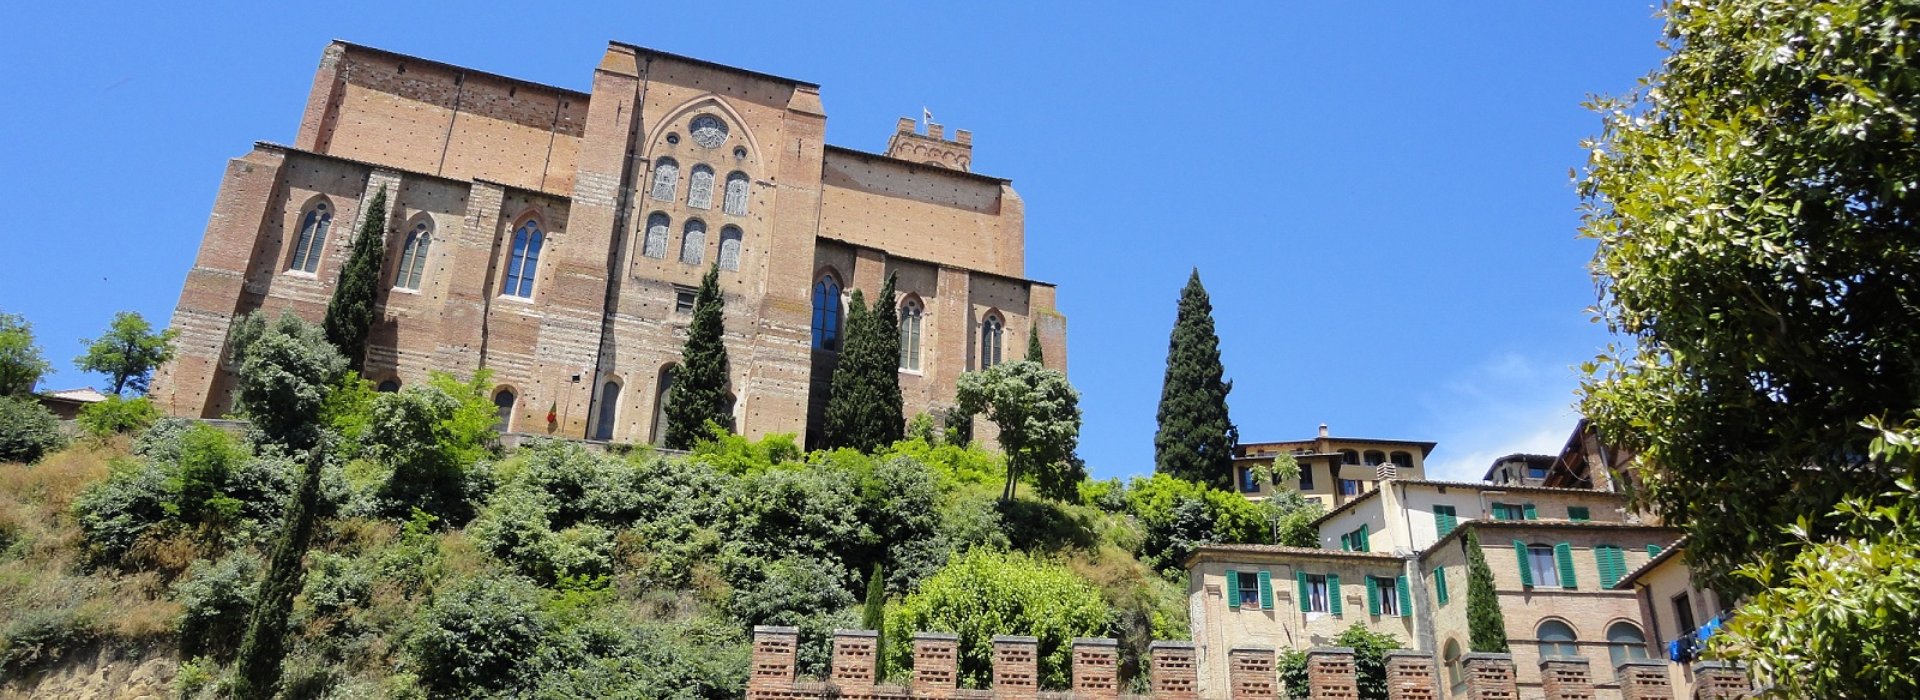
top-left (1615, 660), bottom-right (1673, 700)
top-left (991, 635), bottom-right (1039, 700)
top-left (1305, 647), bottom-right (1359, 700)
top-left (1072, 637), bottom-right (1120, 699)
top-left (910, 632), bottom-right (958, 698)
top-left (1461, 653), bottom-right (1519, 700)
top-left (829, 629), bottom-right (878, 691)
top-left (1691, 662), bottom-right (1751, 698)
top-left (1227, 646), bottom-right (1277, 700)
top-left (1149, 641), bottom-right (1199, 700)
top-left (1539, 656), bottom-right (1595, 700)
top-left (746, 626), bottom-right (798, 698)
top-left (1383, 650), bottom-right (1439, 700)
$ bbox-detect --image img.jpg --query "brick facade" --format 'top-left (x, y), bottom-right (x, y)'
top-left (152, 40), bottom-right (1067, 448)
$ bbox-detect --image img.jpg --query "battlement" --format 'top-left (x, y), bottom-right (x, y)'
top-left (743, 627), bottom-right (1740, 700)
top-left (885, 116), bottom-right (974, 171)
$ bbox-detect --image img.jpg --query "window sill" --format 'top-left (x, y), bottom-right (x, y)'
top-left (497, 294), bottom-right (535, 304)
top-left (282, 270), bottom-right (319, 280)
top-left (898, 367), bottom-right (924, 377)
top-left (391, 286), bottom-right (420, 295)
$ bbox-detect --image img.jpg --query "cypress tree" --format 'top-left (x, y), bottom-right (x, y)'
top-left (862, 563), bottom-right (887, 678)
top-left (323, 187), bottom-right (389, 372)
top-left (662, 264), bottom-right (733, 449)
top-left (1026, 321), bottom-right (1044, 363)
top-left (1153, 268), bottom-right (1238, 490)
top-left (871, 273), bottom-right (904, 445)
top-left (823, 289), bottom-right (901, 452)
top-left (1463, 529), bottom-right (1509, 652)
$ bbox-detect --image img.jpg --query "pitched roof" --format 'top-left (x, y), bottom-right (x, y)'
top-left (1183, 544), bottom-right (1406, 569)
top-left (1307, 478), bottom-right (1629, 527)
top-left (1614, 536), bottom-right (1689, 589)
top-left (39, 387), bottom-right (107, 403)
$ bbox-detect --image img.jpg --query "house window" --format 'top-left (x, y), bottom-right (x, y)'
top-left (643, 212), bottom-right (670, 259)
top-left (1340, 525), bottom-right (1370, 552)
top-left (593, 380), bottom-right (620, 441)
top-left (1390, 450), bottom-right (1413, 468)
top-left (1303, 574), bottom-right (1330, 613)
top-left (1433, 504), bottom-right (1459, 537)
top-left (395, 220), bottom-right (431, 290)
top-left (1528, 544), bottom-right (1561, 588)
top-left (492, 388), bottom-right (516, 433)
top-left (717, 226), bottom-right (743, 271)
top-left (812, 275), bottom-right (842, 351)
top-left (1433, 566), bottom-right (1450, 606)
top-left (502, 220), bottom-right (543, 298)
top-left (898, 297), bottom-right (924, 370)
top-left (979, 313), bottom-right (1004, 368)
top-left (1339, 479), bottom-right (1361, 496)
top-left (1528, 462), bottom-right (1550, 480)
top-left (1369, 576), bottom-right (1400, 617)
top-left (1607, 622), bottom-right (1650, 671)
top-left (723, 171), bottom-right (750, 215)
top-left (1568, 506), bottom-right (1591, 522)
top-left (289, 200), bottom-right (332, 273)
top-left (1491, 502), bottom-right (1533, 521)
top-left (1338, 449), bottom-right (1359, 465)
top-left (1595, 544), bottom-right (1626, 588)
top-left (650, 158), bottom-right (679, 201)
top-left (1444, 640), bottom-right (1465, 694)
top-left (1537, 620), bottom-right (1579, 657)
top-left (1672, 592), bottom-right (1697, 638)
top-left (1239, 467), bottom-right (1260, 493)
top-left (1363, 450), bottom-right (1386, 466)
top-left (687, 164), bottom-right (715, 209)
top-left (649, 365), bottom-right (676, 444)
top-left (674, 287), bottom-right (697, 315)
top-left (680, 219), bottom-right (706, 265)
top-left (1298, 462), bottom-right (1315, 490)
top-left (1235, 571), bottom-right (1261, 608)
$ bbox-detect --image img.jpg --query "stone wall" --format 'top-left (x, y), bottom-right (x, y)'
top-left (741, 628), bottom-right (1749, 700)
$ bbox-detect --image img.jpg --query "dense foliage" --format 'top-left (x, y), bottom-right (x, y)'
top-left (75, 311), bottom-right (176, 397)
top-left (322, 188), bottom-right (388, 372)
top-left (76, 395), bottom-right (162, 439)
top-left (0, 311), bottom-right (48, 396)
top-left (663, 264), bottom-right (734, 450)
top-left (0, 396), bottom-right (64, 464)
top-left (956, 360), bottom-right (1083, 501)
top-left (1275, 624), bottom-right (1403, 700)
top-left (823, 279), bottom-right (906, 452)
top-left (884, 549), bottom-right (1112, 689)
top-left (1579, 0), bottom-right (1920, 591)
top-left (1154, 269), bottom-right (1238, 490)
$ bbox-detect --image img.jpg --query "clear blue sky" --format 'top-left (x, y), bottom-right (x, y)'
top-left (0, 2), bottom-right (1666, 482)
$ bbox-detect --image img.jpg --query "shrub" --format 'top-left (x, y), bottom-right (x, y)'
top-left (72, 459), bottom-right (174, 565)
top-left (525, 618), bottom-right (749, 700)
top-left (0, 607), bottom-right (96, 678)
top-left (76, 395), bottom-right (161, 438)
top-left (299, 551), bottom-right (372, 623)
top-left (885, 549), bottom-right (1113, 689)
top-left (408, 575), bottom-right (551, 696)
top-left (174, 551), bottom-right (262, 660)
top-left (365, 371), bottom-right (500, 522)
top-left (0, 395), bottom-right (64, 464)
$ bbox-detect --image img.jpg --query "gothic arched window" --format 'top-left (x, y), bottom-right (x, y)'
top-left (502, 220), bottom-right (543, 298)
top-left (724, 171), bottom-right (750, 215)
top-left (593, 380), bottom-right (620, 441)
top-left (680, 219), bottom-right (707, 265)
top-left (289, 199), bottom-right (333, 273)
top-left (395, 220), bottom-right (432, 290)
top-left (718, 226), bottom-right (743, 272)
top-left (643, 212), bottom-right (670, 259)
top-left (650, 365), bottom-right (676, 445)
top-left (899, 297), bottom-right (924, 371)
top-left (492, 388), bottom-right (517, 432)
top-left (649, 158), bottom-right (679, 201)
top-left (687, 164), bottom-right (715, 209)
top-left (812, 274), bottom-right (842, 351)
top-left (979, 313), bottom-right (1005, 369)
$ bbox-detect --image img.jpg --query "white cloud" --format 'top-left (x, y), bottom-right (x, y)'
top-left (1418, 352), bottom-right (1582, 482)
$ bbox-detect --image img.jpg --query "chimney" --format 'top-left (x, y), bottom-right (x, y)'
top-left (1319, 423), bottom-right (1330, 438)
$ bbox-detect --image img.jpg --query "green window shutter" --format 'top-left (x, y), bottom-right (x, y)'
top-left (1434, 566), bottom-right (1450, 606)
top-left (1259, 570), bottom-right (1274, 610)
top-left (1523, 503), bottom-right (1539, 521)
top-left (1648, 544), bottom-right (1663, 557)
top-left (1555, 542), bottom-right (1578, 589)
top-left (1366, 577), bottom-right (1382, 616)
top-left (1359, 524), bottom-right (1370, 551)
top-left (1434, 505), bottom-right (1457, 537)
top-left (1491, 502), bottom-right (1509, 520)
top-left (1328, 574), bottom-right (1344, 616)
top-left (1514, 540), bottom-right (1534, 587)
top-left (1396, 575), bottom-right (1412, 618)
top-left (1568, 506), bottom-right (1591, 522)
top-left (1596, 545), bottom-right (1621, 588)
top-left (1226, 568), bottom-right (1240, 609)
top-left (1297, 571), bottom-right (1310, 612)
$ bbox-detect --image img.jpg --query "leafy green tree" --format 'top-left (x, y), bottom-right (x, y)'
top-left (322, 187), bottom-right (389, 371)
top-left (1579, 0), bottom-right (1920, 592)
top-left (1153, 269), bottom-right (1237, 490)
top-left (823, 279), bottom-right (905, 452)
top-left (884, 549), bottom-right (1112, 690)
top-left (1463, 529), bottom-right (1507, 653)
top-left (1274, 624), bottom-right (1403, 700)
top-left (1709, 417), bottom-right (1920, 697)
top-left (0, 311), bottom-right (49, 396)
top-left (366, 370), bottom-right (500, 522)
top-left (1026, 322), bottom-right (1043, 363)
top-left (408, 575), bottom-right (552, 696)
top-left (663, 265), bottom-right (733, 450)
top-left (0, 396), bottom-right (63, 464)
top-left (1125, 473), bottom-right (1284, 573)
top-left (955, 360), bottom-right (1083, 502)
top-left (226, 312), bottom-right (346, 699)
top-left (75, 311), bottom-right (176, 396)
top-left (76, 395), bottom-right (161, 438)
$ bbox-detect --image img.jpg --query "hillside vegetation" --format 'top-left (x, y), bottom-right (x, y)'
top-left (0, 385), bottom-right (1313, 698)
